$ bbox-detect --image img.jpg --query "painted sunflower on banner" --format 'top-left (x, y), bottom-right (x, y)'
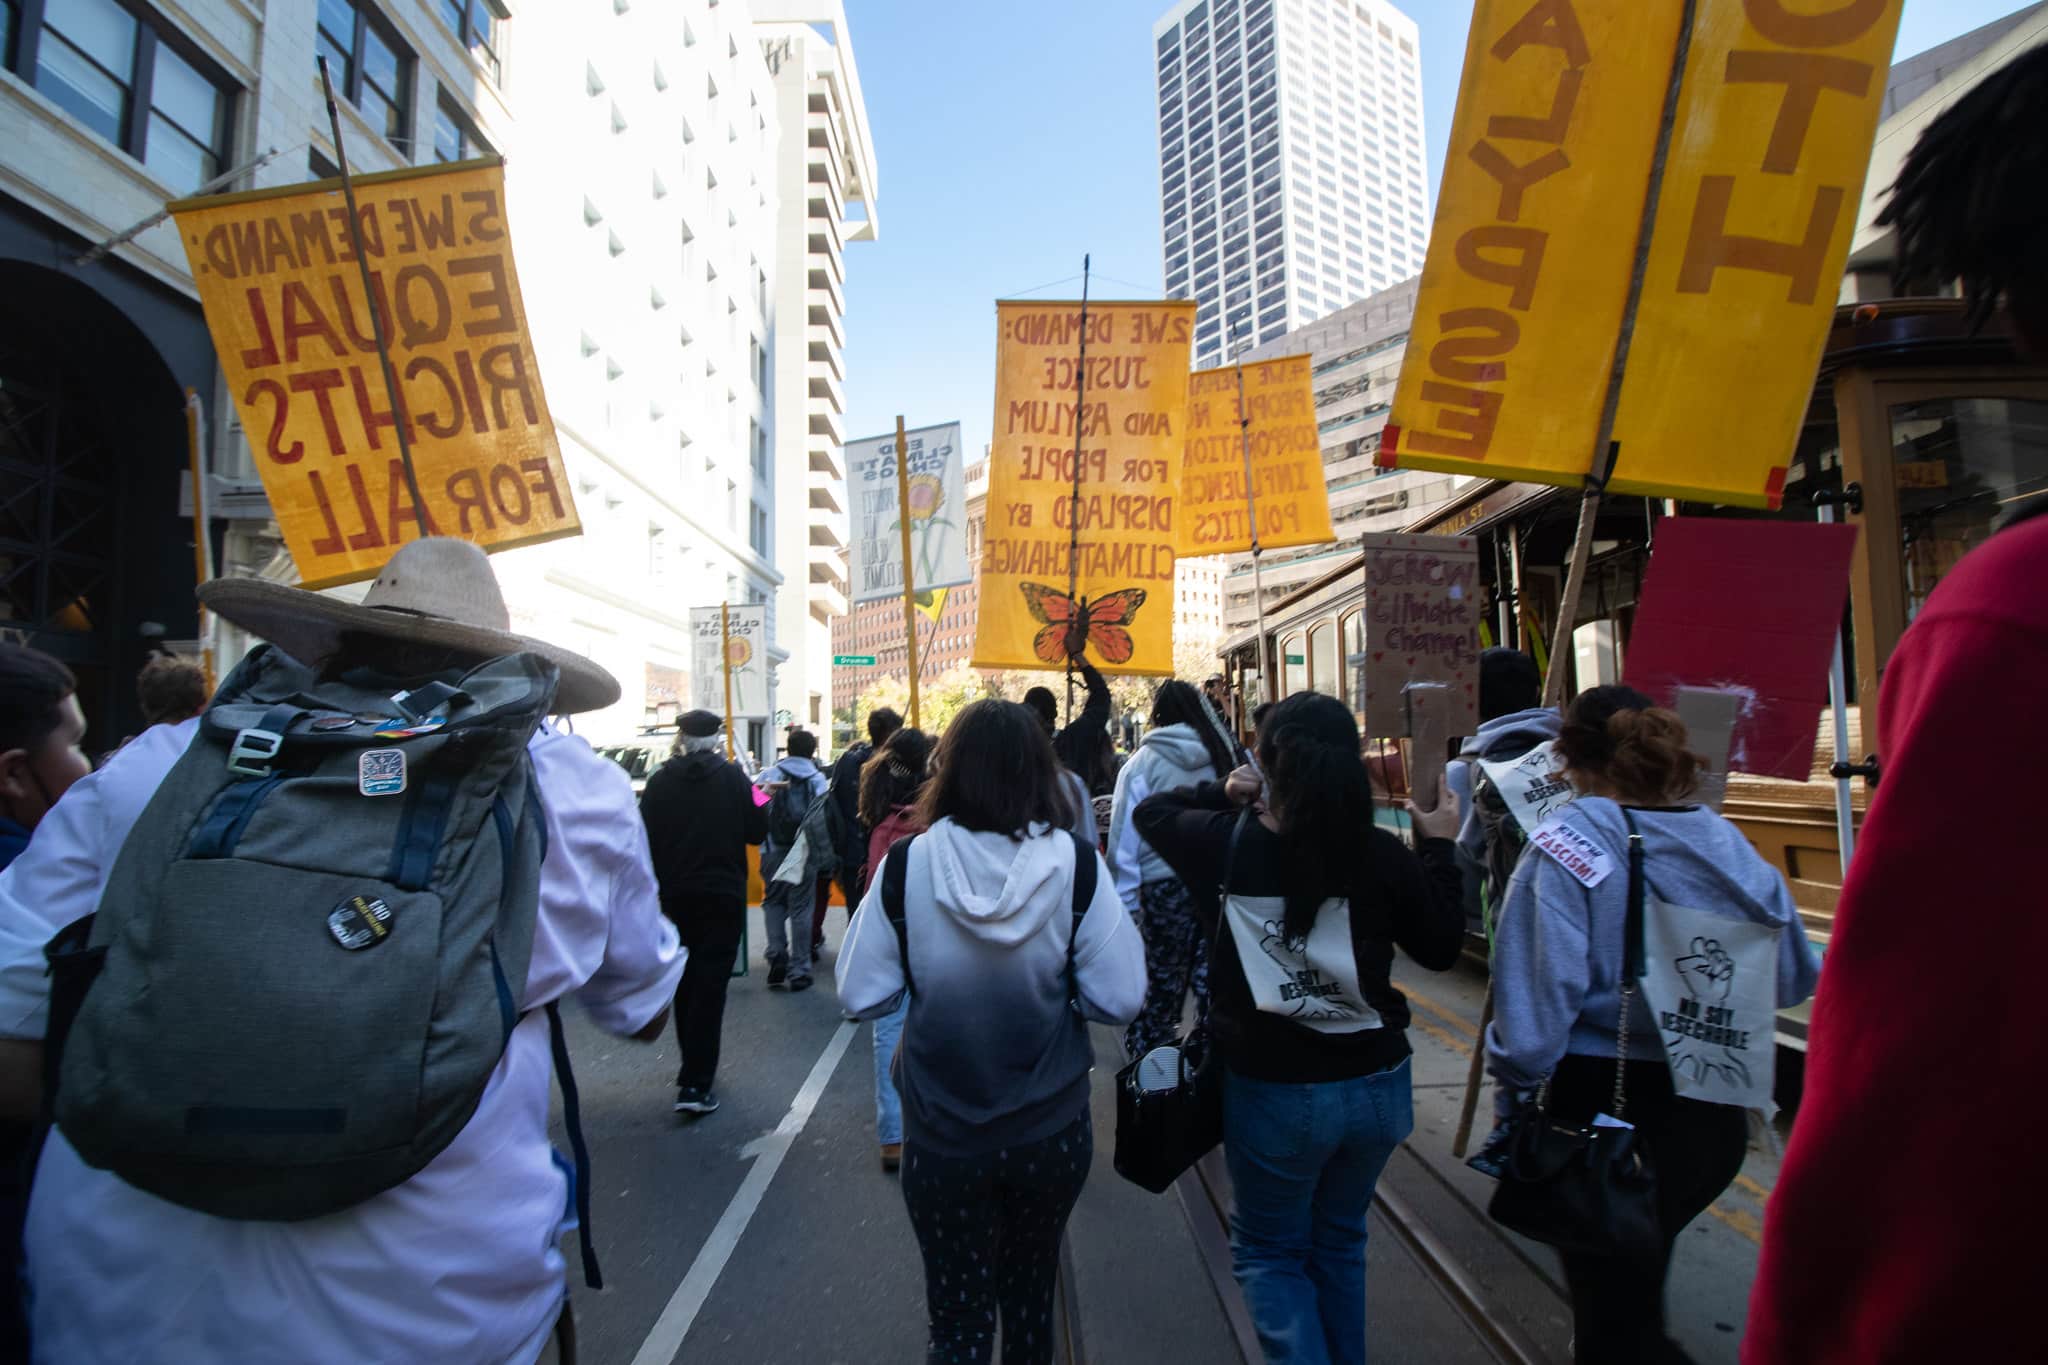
top-left (725, 636), bottom-right (753, 669)
top-left (896, 471), bottom-right (956, 585)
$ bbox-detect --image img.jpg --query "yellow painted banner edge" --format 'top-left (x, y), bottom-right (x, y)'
top-left (166, 155), bottom-right (507, 216)
top-left (289, 523), bottom-right (582, 592)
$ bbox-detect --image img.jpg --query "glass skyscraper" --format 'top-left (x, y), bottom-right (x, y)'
top-left (1154, 0), bottom-right (1429, 370)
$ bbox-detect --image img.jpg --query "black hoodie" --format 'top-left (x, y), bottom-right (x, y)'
top-left (640, 748), bottom-right (768, 907)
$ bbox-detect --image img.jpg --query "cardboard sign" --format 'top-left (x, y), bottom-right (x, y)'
top-left (844, 421), bottom-right (971, 602)
top-left (1623, 518), bottom-right (1858, 781)
top-left (1359, 533), bottom-right (1482, 738)
top-left (1176, 355), bottom-right (1333, 557)
top-left (169, 158), bottom-right (578, 589)
top-left (1476, 739), bottom-right (1577, 834)
top-left (1672, 686), bottom-right (1741, 812)
top-left (1379, 0), bottom-right (1684, 486)
top-left (1381, 0), bottom-right (1905, 509)
top-left (973, 301), bottom-right (1195, 675)
top-left (690, 605), bottom-right (770, 719)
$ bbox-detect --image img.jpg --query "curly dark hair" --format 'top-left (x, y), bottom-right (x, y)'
top-left (1554, 685), bottom-right (1703, 807)
top-left (1878, 42), bottom-right (2048, 343)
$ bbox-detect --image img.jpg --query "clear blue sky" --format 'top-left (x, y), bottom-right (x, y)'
top-left (837, 0), bottom-right (2035, 464)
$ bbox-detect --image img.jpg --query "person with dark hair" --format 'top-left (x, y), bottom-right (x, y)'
top-left (0, 644), bottom-right (90, 869)
top-left (837, 700), bottom-right (1144, 1363)
top-left (855, 726), bottom-right (932, 1172)
top-left (1134, 692), bottom-right (1464, 1364)
top-left (1020, 685), bottom-right (1058, 734)
top-left (759, 728), bottom-right (830, 992)
top-left (640, 710), bottom-right (771, 1116)
top-left (1749, 49), bottom-right (2048, 1360)
top-left (1049, 657), bottom-right (1115, 846)
top-left (1445, 648), bottom-right (1559, 937)
top-left (0, 538), bottom-right (681, 1363)
top-left (821, 707), bottom-right (903, 950)
top-left (135, 653), bottom-right (208, 730)
top-left (1108, 678), bottom-right (1240, 1057)
top-left (1482, 686), bottom-right (1818, 1364)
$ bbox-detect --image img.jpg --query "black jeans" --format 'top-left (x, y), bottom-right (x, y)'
top-left (901, 1109), bottom-right (1092, 1365)
top-left (1548, 1054), bottom-right (1748, 1365)
top-left (665, 894), bottom-right (744, 1091)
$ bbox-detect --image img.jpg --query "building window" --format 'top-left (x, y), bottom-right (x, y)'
top-left (317, 0), bottom-right (411, 149)
top-left (433, 0), bottom-right (499, 84)
top-left (430, 93), bottom-right (490, 162)
top-left (12, 0), bottom-right (235, 194)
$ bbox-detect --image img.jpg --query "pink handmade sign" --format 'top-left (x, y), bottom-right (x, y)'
top-left (1359, 532), bottom-right (1482, 739)
top-left (1623, 517), bottom-right (1858, 782)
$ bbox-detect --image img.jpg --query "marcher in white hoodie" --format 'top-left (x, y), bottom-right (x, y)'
top-left (837, 700), bottom-right (1144, 1365)
top-left (1107, 680), bottom-right (1237, 1057)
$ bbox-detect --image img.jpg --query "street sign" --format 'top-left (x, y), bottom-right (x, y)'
top-left (833, 654), bottom-right (876, 666)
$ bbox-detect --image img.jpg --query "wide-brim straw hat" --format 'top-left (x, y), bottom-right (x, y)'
top-left (199, 538), bottom-right (620, 714)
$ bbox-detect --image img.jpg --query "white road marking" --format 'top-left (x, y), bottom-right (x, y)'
top-left (628, 1020), bottom-right (858, 1365)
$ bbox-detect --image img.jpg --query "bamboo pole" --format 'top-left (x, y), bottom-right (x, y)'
top-left (1065, 256), bottom-right (1092, 722)
top-left (184, 390), bottom-right (217, 693)
top-left (894, 415), bottom-right (922, 730)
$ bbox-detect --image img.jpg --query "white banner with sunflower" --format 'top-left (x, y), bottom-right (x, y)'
top-left (844, 421), bottom-right (972, 603)
top-left (689, 604), bottom-right (771, 719)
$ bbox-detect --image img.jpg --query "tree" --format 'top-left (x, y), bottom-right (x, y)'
top-left (853, 666), bottom-right (989, 738)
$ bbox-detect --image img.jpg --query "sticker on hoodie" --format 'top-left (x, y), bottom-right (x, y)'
top-left (1528, 817), bottom-right (1613, 888)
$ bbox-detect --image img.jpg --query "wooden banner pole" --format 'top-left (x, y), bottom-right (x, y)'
top-left (1065, 255), bottom-right (1092, 724)
top-left (317, 55), bottom-right (429, 541)
top-left (184, 389), bottom-right (217, 694)
top-left (1232, 325), bottom-right (1271, 708)
top-left (894, 415), bottom-right (922, 730)
top-left (720, 601), bottom-right (736, 763)
top-left (1456, 0), bottom-right (1700, 1159)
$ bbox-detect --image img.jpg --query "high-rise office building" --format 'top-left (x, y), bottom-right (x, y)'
top-left (1154, 0), bottom-right (1429, 370)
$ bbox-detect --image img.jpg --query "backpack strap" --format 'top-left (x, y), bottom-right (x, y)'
top-left (880, 836), bottom-right (917, 996)
top-left (1064, 830), bottom-right (1097, 1010)
top-left (544, 1001), bottom-right (603, 1290)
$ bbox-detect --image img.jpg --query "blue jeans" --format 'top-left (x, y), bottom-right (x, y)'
top-left (874, 996), bottom-right (909, 1145)
top-left (1222, 1059), bottom-right (1414, 1365)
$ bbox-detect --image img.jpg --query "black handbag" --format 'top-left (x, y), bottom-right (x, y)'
top-left (1112, 809), bottom-right (1249, 1195)
top-left (1486, 814), bottom-right (1662, 1260)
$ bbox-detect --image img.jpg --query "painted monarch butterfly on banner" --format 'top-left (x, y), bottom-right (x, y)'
top-left (1019, 583), bottom-right (1148, 665)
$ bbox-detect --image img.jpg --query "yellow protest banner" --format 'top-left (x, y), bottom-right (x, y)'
top-left (1176, 355), bottom-right (1333, 557)
top-left (1607, 0), bottom-right (1905, 508)
top-left (169, 157), bottom-right (578, 589)
top-left (973, 300), bottom-right (1195, 676)
top-left (1379, 0), bottom-right (1685, 485)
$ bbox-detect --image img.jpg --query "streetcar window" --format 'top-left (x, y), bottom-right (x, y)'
top-left (1281, 633), bottom-right (1307, 698)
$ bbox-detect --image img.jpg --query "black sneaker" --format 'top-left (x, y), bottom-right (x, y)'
top-left (674, 1086), bottom-right (719, 1115)
top-left (787, 974), bottom-right (814, 993)
top-left (766, 953), bottom-right (788, 988)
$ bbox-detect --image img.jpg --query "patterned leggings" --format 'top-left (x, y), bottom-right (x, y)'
top-left (900, 1111), bottom-right (1093, 1365)
top-left (1123, 877), bottom-right (1212, 1059)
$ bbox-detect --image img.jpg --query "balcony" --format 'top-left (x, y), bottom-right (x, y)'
top-left (808, 465), bottom-right (844, 516)
top-left (807, 269), bottom-right (844, 317)
top-left (808, 338), bottom-right (842, 381)
top-left (809, 443), bottom-right (845, 482)
top-left (810, 519), bottom-right (844, 551)
top-left (807, 360), bottom-right (845, 414)
top-left (810, 409), bottom-right (845, 447)
top-left (808, 303), bottom-right (844, 349)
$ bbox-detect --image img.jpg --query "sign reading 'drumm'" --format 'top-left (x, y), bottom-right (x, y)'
top-left (169, 158), bottom-right (578, 589)
top-left (1175, 354), bottom-right (1333, 557)
top-left (973, 300), bottom-right (1194, 676)
top-left (1359, 533), bottom-right (1482, 739)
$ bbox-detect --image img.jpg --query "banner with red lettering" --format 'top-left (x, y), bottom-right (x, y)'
top-left (1176, 354), bottom-right (1333, 557)
top-left (169, 157), bottom-right (579, 589)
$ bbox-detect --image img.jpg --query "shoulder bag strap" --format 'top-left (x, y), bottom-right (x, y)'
top-left (881, 836), bottom-right (917, 996)
top-left (1064, 829), bottom-right (1099, 1007)
top-left (1193, 808), bottom-right (1254, 1031)
top-left (1614, 809), bottom-right (1648, 1120)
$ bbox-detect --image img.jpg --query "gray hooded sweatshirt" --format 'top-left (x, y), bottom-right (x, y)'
top-left (1106, 724), bottom-right (1223, 912)
top-left (1447, 705), bottom-right (1563, 862)
top-left (835, 819), bottom-right (1147, 1155)
top-left (1484, 797), bottom-right (1821, 1112)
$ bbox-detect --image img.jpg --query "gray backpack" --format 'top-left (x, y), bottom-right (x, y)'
top-left (51, 644), bottom-right (561, 1227)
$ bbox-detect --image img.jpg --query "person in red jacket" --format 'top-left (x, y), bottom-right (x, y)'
top-left (1745, 42), bottom-right (2048, 1364)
